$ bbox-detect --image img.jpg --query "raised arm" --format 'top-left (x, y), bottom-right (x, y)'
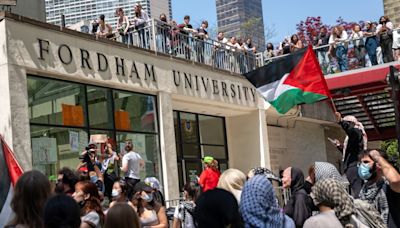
top-left (370, 150), bottom-right (400, 193)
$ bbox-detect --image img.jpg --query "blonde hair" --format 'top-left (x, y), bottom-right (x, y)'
top-left (217, 168), bottom-right (246, 203)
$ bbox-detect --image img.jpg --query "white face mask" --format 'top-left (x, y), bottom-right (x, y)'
top-left (112, 189), bottom-right (121, 198)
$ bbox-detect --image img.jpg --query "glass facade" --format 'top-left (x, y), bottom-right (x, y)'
top-left (173, 111), bottom-right (228, 189)
top-left (28, 75), bottom-right (161, 182)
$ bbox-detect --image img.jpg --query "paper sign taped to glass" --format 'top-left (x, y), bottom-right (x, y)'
top-left (32, 137), bottom-right (58, 164)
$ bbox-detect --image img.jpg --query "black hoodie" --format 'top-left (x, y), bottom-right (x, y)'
top-left (284, 167), bottom-right (313, 228)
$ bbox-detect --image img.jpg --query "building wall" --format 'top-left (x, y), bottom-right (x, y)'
top-left (267, 121), bottom-right (328, 175)
top-left (1, 16), bottom-right (266, 200)
top-left (383, 0), bottom-right (400, 26)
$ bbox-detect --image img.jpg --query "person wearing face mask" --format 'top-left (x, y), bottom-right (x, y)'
top-left (72, 181), bottom-right (104, 228)
top-left (109, 179), bottom-right (135, 210)
top-left (358, 149), bottom-right (399, 225)
top-left (133, 182), bottom-right (168, 228)
top-left (121, 140), bottom-right (145, 200)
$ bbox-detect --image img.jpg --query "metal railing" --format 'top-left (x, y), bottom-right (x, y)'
top-left (256, 30), bottom-right (400, 75)
top-left (104, 19), bottom-right (257, 74)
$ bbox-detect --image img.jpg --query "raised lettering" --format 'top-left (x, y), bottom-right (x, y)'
top-left (144, 64), bottom-right (156, 82)
top-left (80, 49), bottom-right (92, 69)
top-left (243, 87), bottom-right (249, 100)
top-left (184, 73), bottom-right (192, 89)
top-left (201, 77), bottom-right (209, 92)
top-left (212, 80), bottom-right (219, 94)
top-left (58, 44), bottom-right (73, 65)
top-left (97, 52), bottom-right (108, 72)
top-left (221, 82), bottom-right (228, 97)
top-left (230, 84), bottom-right (236, 98)
top-left (194, 75), bottom-right (199, 91)
top-left (130, 61), bottom-right (139, 78)
top-left (115, 57), bottom-right (125, 76)
top-left (237, 85), bottom-right (241, 99)
top-left (250, 88), bottom-right (256, 102)
top-left (38, 38), bottom-right (50, 60)
top-left (173, 70), bottom-right (180, 86)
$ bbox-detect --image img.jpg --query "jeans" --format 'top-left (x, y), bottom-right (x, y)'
top-left (336, 45), bottom-right (348, 72)
top-left (214, 49), bottom-right (226, 69)
top-left (366, 37), bottom-right (378, 66)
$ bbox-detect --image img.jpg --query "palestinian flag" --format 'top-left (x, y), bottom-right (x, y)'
top-left (0, 135), bottom-right (23, 227)
top-left (245, 46), bottom-right (331, 114)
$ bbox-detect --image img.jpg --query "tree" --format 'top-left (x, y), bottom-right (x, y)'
top-left (296, 16), bottom-right (329, 44)
top-left (239, 17), bottom-right (277, 49)
top-left (380, 140), bottom-right (400, 170)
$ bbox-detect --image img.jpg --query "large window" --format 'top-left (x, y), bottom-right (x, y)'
top-left (174, 111), bottom-right (228, 189)
top-left (28, 76), bottom-right (161, 183)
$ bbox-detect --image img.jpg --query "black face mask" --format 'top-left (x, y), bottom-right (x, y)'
top-left (78, 200), bottom-right (86, 208)
top-left (54, 182), bottom-right (65, 194)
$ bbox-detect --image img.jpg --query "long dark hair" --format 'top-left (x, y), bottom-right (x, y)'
top-left (75, 181), bottom-right (104, 223)
top-left (183, 182), bottom-right (201, 201)
top-left (43, 194), bottom-right (81, 228)
top-left (6, 170), bottom-right (51, 228)
top-left (105, 203), bottom-right (140, 228)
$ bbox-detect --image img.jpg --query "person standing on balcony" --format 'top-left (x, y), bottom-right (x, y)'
top-left (329, 26), bottom-right (348, 72)
top-left (350, 24), bottom-right (366, 67)
top-left (132, 3), bottom-right (150, 49)
top-left (376, 16), bottom-right (394, 63)
top-left (335, 112), bottom-right (367, 198)
top-left (392, 23), bottom-right (400, 61)
top-left (115, 8), bottom-right (130, 44)
top-left (213, 31), bottom-right (228, 69)
top-left (178, 15), bottom-right (195, 60)
top-left (96, 14), bottom-right (113, 39)
top-left (264, 42), bottom-right (275, 60)
top-left (194, 20), bottom-right (209, 64)
top-left (364, 21), bottom-right (379, 66)
top-left (226, 36), bottom-right (243, 73)
top-left (314, 27), bottom-right (331, 74)
top-left (156, 13), bottom-right (170, 54)
top-left (244, 38), bottom-right (257, 72)
top-left (290, 34), bottom-right (303, 53)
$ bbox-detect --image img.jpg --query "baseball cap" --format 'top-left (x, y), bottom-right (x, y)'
top-left (202, 156), bottom-right (214, 164)
top-left (133, 181), bottom-right (153, 193)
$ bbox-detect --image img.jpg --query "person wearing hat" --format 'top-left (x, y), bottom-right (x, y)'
top-left (198, 156), bottom-right (221, 192)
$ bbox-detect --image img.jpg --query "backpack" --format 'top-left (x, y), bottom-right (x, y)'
top-left (353, 199), bottom-right (386, 228)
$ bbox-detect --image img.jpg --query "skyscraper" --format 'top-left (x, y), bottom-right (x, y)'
top-left (45, 0), bottom-right (172, 28)
top-left (383, 0), bottom-right (400, 25)
top-left (216, 0), bottom-right (265, 50)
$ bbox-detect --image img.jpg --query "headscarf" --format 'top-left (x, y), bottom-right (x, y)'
top-left (249, 167), bottom-right (281, 182)
top-left (240, 175), bottom-right (284, 228)
top-left (310, 178), bottom-right (354, 224)
top-left (217, 168), bottom-right (246, 203)
top-left (194, 188), bottom-right (240, 228)
top-left (314, 162), bottom-right (349, 188)
top-left (290, 167), bottom-right (305, 193)
top-left (342, 115), bottom-right (368, 161)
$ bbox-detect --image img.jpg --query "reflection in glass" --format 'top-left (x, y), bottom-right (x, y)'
top-left (28, 77), bottom-right (86, 127)
top-left (201, 145), bottom-right (226, 159)
top-left (182, 144), bottom-right (200, 159)
top-left (184, 162), bottom-right (202, 184)
top-left (199, 115), bottom-right (225, 145)
top-left (113, 91), bottom-right (157, 133)
top-left (87, 86), bottom-right (112, 129)
top-left (116, 132), bottom-right (161, 182)
top-left (30, 125), bottom-right (88, 177)
top-left (180, 113), bottom-right (198, 144)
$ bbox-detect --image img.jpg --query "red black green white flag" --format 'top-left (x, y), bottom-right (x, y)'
top-left (245, 46), bottom-right (331, 114)
top-left (0, 135), bottom-right (23, 227)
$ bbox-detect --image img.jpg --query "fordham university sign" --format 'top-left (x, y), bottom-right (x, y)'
top-left (36, 38), bottom-right (257, 104)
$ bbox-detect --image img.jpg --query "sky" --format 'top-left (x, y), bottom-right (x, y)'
top-left (172, 0), bottom-right (384, 44)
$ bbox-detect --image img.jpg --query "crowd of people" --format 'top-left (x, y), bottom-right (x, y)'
top-left (4, 110), bottom-right (400, 228)
top-left (86, 3), bottom-right (259, 74)
top-left (264, 15), bottom-right (400, 74)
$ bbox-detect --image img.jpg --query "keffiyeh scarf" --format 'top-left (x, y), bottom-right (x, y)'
top-left (359, 179), bottom-right (389, 224)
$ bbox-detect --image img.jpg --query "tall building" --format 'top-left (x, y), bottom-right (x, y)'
top-left (383, 0), bottom-right (400, 25)
top-left (45, 0), bottom-right (172, 27)
top-left (7, 0), bottom-right (45, 21)
top-left (216, 0), bottom-right (265, 50)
